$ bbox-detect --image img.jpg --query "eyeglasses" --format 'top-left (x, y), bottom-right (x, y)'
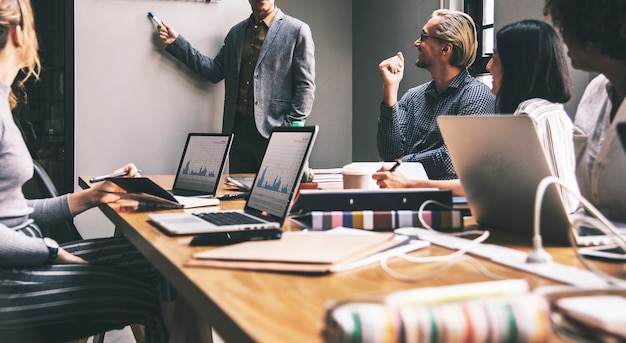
top-left (418, 32), bottom-right (447, 42)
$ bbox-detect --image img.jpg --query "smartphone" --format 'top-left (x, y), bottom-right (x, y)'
top-left (217, 192), bottom-right (250, 201)
top-left (556, 295), bottom-right (626, 339)
top-left (578, 244), bottom-right (626, 261)
top-left (189, 229), bottom-right (282, 246)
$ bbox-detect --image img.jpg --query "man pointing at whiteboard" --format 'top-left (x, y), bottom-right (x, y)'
top-left (157, 0), bottom-right (316, 173)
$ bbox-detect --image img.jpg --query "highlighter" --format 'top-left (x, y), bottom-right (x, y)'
top-left (147, 11), bottom-right (162, 31)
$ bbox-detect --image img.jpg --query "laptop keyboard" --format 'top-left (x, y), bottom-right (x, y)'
top-left (193, 211), bottom-right (266, 226)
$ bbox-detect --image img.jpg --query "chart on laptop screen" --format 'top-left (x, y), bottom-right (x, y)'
top-left (176, 135), bottom-right (229, 191)
top-left (246, 132), bottom-right (311, 216)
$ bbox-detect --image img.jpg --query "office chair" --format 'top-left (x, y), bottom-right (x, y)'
top-left (22, 160), bottom-right (83, 243)
top-left (21, 161), bottom-right (117, 343)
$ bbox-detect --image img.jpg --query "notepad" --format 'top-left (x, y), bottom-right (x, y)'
top-left (186, 231), bottom-right (420, 274)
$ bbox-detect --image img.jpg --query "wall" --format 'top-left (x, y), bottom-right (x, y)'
top-left (74, 0), bottom-right (352, 237)
top-left (352, 0), bottom-right (440, 162)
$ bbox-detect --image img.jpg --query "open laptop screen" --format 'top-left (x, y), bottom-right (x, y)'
top-left (244, 126), bottom-right (318, 221)
top-left (171, 133), bottom-right (233, 196)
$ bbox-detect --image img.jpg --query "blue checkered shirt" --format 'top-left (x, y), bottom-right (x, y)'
top-left (377, 69), bottom-right (495, 180)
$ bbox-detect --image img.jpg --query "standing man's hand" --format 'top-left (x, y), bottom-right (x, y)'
top-left (159, 21), bottom-right (179, 45)
top-left (378, 52), bottom-right (404, 106)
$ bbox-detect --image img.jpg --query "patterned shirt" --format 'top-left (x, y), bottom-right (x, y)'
top-left (236, 7), bottom-right (278, 117)
top-left (377, 69), bottom-right (495, 180)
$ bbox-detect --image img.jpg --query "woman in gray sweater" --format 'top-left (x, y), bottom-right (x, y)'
top-left (0, 1), bottom-right (172, 341)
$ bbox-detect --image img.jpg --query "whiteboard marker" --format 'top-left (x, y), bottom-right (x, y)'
top-left (147, 11), bottom-right (162, 31)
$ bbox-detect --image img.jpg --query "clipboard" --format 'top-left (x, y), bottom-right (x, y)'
top-left (105, 177), bottom-right (219, 209)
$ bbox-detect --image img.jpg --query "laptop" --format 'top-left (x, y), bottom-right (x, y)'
top-left (618, 121), bottom-right (626, 153)
top-left (437, 115), bottom-right (572, 245)
top-left (148, 125), bottom-right (319, 235)
top-left (170, 133), bottom-right (233, 197)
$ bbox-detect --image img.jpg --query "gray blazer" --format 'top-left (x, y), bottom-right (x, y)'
top-left (166, 9), bottom-right (316, 138)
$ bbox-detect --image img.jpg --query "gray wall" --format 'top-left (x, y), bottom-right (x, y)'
top-left (74, 0), bottom-right (352, 237)
top-left (353, 0), bottom-right (439, 161)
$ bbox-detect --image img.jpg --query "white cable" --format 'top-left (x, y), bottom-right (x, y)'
top-left (534, 176), bottom-right (626, 286)
top-left (569, 215), bottom-right (626, 287)
top-left (394, 230), bottom-right (490, 263)
top-left (381, 254), bottom-right (509, 282)
top-left (417, 199), bottom-right (453, 231)
top-left (380, 230), bottom-right (511, 282)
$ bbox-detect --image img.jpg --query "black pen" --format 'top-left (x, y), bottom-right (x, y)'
top-left (89, 170), bottom-right (141, 183)
top-left (388, 160), bottom-right (401, 172)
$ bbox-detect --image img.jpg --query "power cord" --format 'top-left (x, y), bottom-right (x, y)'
top-left (380, 200), bottom-right (510, 282)
top-left (534, 176), bottom-right (626, 286)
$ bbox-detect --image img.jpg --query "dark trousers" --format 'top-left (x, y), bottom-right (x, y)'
top-left (230, 114), bottom-right (269, 173)
top-left (0, 225), bottom-right (172, 343)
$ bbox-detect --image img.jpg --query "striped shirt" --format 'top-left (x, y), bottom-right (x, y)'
top-left (377, 69), bottom-right (495, 180)
top-left (515, 98), bottom-right (580, 213)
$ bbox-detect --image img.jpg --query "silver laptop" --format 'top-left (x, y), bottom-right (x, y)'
top-left (149, 126), bottom-right (319, 235)
top-left (619, 121), bottom-right (626, 153)
top-left (170, 133), bottom-right (233, 197)
top-left (438, 115), bottom-right (572, 245)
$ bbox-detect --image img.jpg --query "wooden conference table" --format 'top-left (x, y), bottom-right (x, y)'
top-left (79, 175), bottom-right (592, 343)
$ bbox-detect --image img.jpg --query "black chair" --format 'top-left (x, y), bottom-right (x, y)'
top-left (22, 161), bottom-right (144, 343)
top-left (22, 160), bottom-right (83, 243)
top-left (21, 161), bottom-right (112, 343)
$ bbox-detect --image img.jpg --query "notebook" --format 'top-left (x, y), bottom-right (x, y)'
top-left (170, 133), bottom-right (233, 197)
top-left (186, 230), bottom-right (421, 274)
top-left (437, 115), bottom-right (572, 245)
top-left (148, 125), bottom-right (319, 235)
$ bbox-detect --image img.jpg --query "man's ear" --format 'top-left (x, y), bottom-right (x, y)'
top-left (11, 25), bottom-right (24, 48)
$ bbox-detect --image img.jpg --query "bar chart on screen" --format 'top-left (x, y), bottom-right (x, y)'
top-left (175, 135), bottom-right (230, 191)
top-left (246, 131), bottom-right (311, 216)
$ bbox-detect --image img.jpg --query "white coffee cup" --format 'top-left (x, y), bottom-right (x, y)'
top-left (342, 167), bottom-right (370, 189)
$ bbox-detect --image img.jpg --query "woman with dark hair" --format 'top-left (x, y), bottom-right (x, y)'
top-left (490, 20), bottom-right (571, 114)
top-left (488, 20), bottom-right (579, 211)
top-left (544, 0), bottom-right (626, 223)
top-left (374, 19), bottom-right (580, 213)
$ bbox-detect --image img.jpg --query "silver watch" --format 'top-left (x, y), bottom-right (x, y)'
top-left (43, 237), bottom-right (59, 262)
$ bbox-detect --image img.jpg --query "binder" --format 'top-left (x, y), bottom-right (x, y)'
top-left (291, 209), bottom-right (464, 231)
top-left (290, 188), bottom-right (453, 214)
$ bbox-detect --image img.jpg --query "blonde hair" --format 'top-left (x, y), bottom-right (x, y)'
top-left (0, 0), bottom-right (40, 108)
top-left (431, 9), bottom-right (477, 68)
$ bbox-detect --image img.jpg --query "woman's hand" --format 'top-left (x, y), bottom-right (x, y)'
top-left (68, 163), bottom-right (141, 215)
top-left (54, 247), bottom-right (88, 264)
top-left (372, 166), bottom-right (409, 189)
top-left (89, 163), bottom-right (142, 204)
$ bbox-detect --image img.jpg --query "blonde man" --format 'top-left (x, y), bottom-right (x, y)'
top-left (377, 9), bottom-right (495, 180)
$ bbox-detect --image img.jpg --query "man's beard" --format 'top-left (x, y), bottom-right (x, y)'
top-left (415, 56), bottom-right (428, 69)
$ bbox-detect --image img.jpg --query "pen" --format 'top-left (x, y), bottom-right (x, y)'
top-left (147, 11), bottom-right (162, 31)
top-left (388, 160), bottom-right (401, 172)
top-left (89, 170), bottom-right (141, 183)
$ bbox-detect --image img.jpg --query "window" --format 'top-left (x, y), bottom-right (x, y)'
top-left (464, 0), bottom-right (494, 79)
